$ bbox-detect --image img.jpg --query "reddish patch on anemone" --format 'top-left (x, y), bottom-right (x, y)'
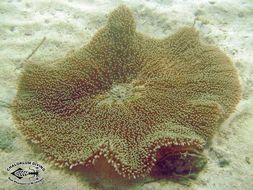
top-left (72, 156), bottom-right (138, 187)
top-left (63, 139), bottom-right (205, 190)
top-left (67, 138), bottom-right (204, 186)
top-left (150, 145), bottom-right (207, 180)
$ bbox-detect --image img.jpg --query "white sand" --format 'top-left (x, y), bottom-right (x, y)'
top-left (0, 0), bottom-right (252, 190)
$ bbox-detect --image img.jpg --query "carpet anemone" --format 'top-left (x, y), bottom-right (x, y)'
top-left (11, 5), bottom-right (241, 184)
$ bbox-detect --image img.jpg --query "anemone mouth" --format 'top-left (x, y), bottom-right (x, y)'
top-left (96, 80), bottom-right (145, 106)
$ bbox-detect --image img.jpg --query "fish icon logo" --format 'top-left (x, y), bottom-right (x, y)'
top-left (11, 167), bottom-right (39, 180)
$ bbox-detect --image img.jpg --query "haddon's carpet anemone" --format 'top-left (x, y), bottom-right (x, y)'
top-left (11, 5), bottom-right (241, 185)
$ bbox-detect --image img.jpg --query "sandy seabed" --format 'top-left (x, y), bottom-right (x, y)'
top-left (0, 0), bottom-right (253, 190)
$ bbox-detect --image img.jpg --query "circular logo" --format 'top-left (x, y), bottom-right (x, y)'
top-left (7, 161), bottom-right (45, 185)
